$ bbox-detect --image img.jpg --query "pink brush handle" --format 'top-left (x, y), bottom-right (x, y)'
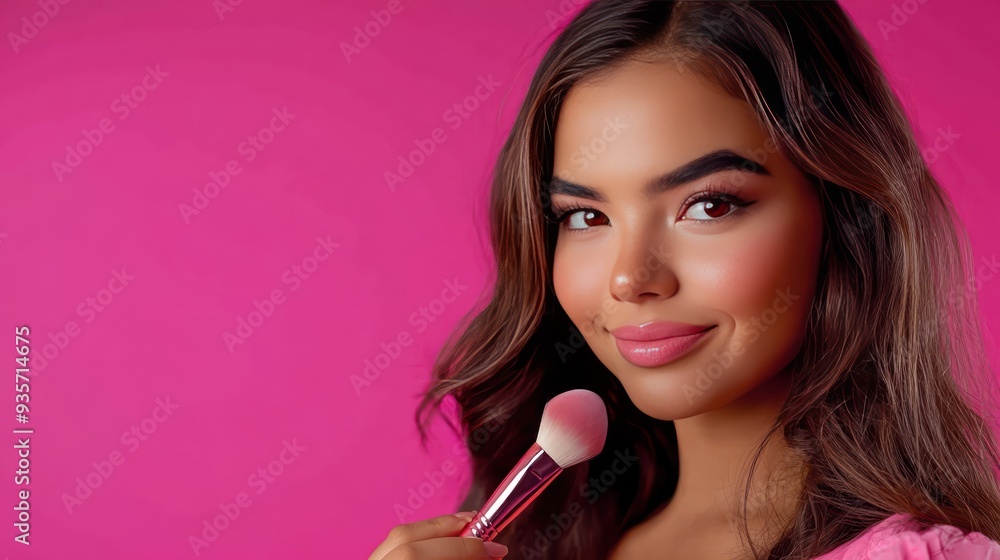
top-left (458, 442), bottom-right (563, 542)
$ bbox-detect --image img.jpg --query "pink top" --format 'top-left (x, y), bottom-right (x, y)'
top-left (814, 513), bottom-right (1000, 559)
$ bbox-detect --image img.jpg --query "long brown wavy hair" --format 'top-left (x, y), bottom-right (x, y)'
top-left (415, 1), bottom-right (1000, 558)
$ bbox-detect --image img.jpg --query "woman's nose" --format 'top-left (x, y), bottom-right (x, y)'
top-left (609, 236), bottom-right (678, 303)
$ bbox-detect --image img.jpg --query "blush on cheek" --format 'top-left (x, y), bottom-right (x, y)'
top-left (670, 233), bottom-right (772, 317)
top-left (730, 246), bottom-right (792, 317)
top-left (553, 245), bottom-right (613, 328)
top-left (721, 209), bottom-right (815, 311)
top-left (719, 229), bottom-right (818, 378)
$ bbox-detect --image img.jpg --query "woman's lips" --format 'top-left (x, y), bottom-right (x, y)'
top-left (612, 325), bottom-right (716, 368)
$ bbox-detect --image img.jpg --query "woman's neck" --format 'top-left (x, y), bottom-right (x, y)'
top-left (608, 368), bottom-right (807, 559)
top-left (669, 366), bottom-right (804, 528)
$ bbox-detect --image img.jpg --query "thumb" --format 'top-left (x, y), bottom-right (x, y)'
top-left (369, 511), bottom-right (478, 559)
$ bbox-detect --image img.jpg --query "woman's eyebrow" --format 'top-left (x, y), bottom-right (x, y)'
top-left (547, 149), bottom-right (771, 202)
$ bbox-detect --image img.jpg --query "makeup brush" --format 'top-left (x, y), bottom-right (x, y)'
top-left (458, 388), bottom-right (609, 542)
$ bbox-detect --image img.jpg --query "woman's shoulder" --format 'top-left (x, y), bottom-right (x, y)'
top-left (814, 513), bottom-right (1000, 560)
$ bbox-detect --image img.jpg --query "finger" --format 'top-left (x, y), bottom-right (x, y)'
top-left (383, 537), bottom-right (509, 560)
top-left (369, 512), bottom-right (477, 560)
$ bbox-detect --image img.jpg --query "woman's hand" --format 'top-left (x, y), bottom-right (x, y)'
top-left (368, 512), bottom-right (509, 560)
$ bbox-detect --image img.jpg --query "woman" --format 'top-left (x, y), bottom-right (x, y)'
top-left (370, 1), bottom-right (1000, 558)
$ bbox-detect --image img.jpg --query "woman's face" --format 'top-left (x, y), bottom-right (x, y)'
top-left (550, 59), bottom-right (824, 420)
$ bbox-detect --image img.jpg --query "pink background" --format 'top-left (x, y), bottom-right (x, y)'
top-left (1, 0), bottom-right (997, 558)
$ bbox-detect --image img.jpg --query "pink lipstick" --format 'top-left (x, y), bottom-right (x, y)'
top-left (610, 321), bottom-right (715, 367)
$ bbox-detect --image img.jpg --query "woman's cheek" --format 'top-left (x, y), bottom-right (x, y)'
top-left (681, 221), bottom-right (816, 378)
top-left (553, 240), bottom-right (614, 329)
top-left (671, 230), bottom-right (770, 319)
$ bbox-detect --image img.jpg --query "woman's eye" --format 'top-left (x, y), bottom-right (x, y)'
top-left (552, 193), bottom-right (748, 230)
top-left (682, 195), bottom-right (741, 221)
top-left (561, 208), bottom-right (609, 230)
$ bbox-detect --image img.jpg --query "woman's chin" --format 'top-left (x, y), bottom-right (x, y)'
top-left (612, 371), bottom-right (727, 421)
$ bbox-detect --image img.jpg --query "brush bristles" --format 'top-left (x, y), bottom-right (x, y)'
top-left (535, 389), bottom-right (608, 468)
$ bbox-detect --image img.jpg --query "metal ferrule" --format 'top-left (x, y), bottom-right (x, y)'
top-left (458, 442), bottom-right (563, 542)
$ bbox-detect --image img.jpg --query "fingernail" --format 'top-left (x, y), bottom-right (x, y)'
top-left (454, 511), bottom-right (476, 522)
top-left (484, 541), bottom-right (508, 558)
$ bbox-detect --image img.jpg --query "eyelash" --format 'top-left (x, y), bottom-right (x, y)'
top-left (546, 184), bottom-right (753, 232)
